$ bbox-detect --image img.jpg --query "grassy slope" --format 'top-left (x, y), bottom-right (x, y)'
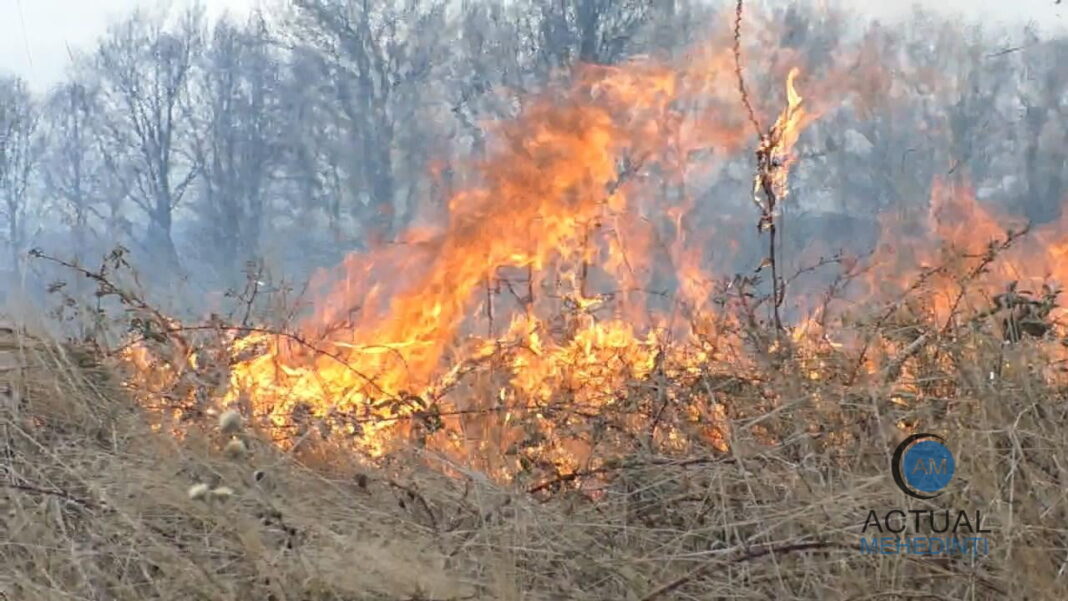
top-left (2, 322), bottom-right (1067, 600)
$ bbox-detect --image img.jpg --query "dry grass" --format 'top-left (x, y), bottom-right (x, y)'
top-left (0, 323), bottom-right (477, 600)
top-left (2, 306), bottom-right (1068, 601)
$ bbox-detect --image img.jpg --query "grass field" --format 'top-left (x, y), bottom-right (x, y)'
top-left (2, 287), bottom-right (1067, 601)
top-left (1, 1), bottom-right (1066, 599)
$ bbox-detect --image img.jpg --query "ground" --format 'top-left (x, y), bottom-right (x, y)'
top-left (1, 320), bottom-right (1067, 600)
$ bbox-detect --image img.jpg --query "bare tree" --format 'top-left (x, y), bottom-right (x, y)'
top-left (93, 9), bottom-right (203, 271)
top-left (41, 80), bottom-right (107, 259)
top-left (1017, 32), bottom-right (1067, 223)
top-left (187, 13), bottom-right (281, 278)
top-left (0, 76), bottom-right (41, 278)
top-left (523, 0), bottom-right (659, 70)
top-left (287, 0), bottom-right (447, 244)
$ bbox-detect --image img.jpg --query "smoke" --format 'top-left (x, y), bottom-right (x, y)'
top-left (821, 0), bottom-right (1066, 32)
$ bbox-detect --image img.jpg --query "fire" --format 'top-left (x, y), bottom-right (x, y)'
top-left (199, 39), bottom-right (785, 460)
top-left (761, 66), bottom-right (810, 202)
top-left (116, 23), bottom-right (1068, 481)
top-left (854, 179), bottom-right (1066, 328)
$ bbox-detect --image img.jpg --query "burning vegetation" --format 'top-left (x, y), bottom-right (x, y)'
top-left (4, 2), bottom-right (1068, 600)
top-left (99, 16), bottom-right (1068, 496)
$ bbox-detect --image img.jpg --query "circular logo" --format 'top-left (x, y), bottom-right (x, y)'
top-left (891, 433), bottom-right (955, 499)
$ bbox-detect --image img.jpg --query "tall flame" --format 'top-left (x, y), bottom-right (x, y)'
top-left (775, 67), bottom-right (808, 166)
top-left (120, 26), bottom-right (1068, 474)
top-left (214, 44), bottom-right (797, 457)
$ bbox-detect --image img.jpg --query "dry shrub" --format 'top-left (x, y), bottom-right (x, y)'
top-left (0, 325), bottom-right (477, 601)
top-left (3, 263), bottom-right (1068, 601)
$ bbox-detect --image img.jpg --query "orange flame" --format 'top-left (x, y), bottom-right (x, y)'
top-left (207, 43), bottom-right (805, 457)
top-left (118, 24), bottom-right (1068, 475)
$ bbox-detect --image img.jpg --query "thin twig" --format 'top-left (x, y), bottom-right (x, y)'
top-left (1, 482), bottom-right (98, 510)
top-left (882, 331), bottom-right (933, 384)
top-left (112, 324), bottom-right (394, 399)
top-left (732, 0), bottom-right (763, 137)
top-left (30, 249), bottom-right (192, 357)
top-left (527, 455), bottom-right (736, 495)
top-left (640, 541), bottom-right (841, 600)
top-left (938, 225), bottom-right (1031, 335)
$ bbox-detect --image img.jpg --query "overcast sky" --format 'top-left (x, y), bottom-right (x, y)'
top-left (0, 0), bottom-right (256, 91)
top-left (1, 0), bottom-right (1065, 92)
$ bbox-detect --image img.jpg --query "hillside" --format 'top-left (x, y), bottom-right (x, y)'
top-left (2, 317), bottom-right (1067, 600)
top-left (2, 2), bottom-right (1067, 599)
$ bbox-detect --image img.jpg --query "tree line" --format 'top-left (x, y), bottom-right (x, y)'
top-left (0, 1), bottom-right (1063, 306)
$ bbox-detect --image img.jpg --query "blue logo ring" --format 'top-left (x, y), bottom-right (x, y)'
top-left (891, 433), bottom-right (955, 499)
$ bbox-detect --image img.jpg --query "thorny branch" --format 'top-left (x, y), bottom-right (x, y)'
top-left (640, 541), bottom-right (842, 601)
top-left (527, 454), bottom-right (738, 496)
top-left (0, 482), bottom-right (98, 510)
top-left (734, 0), bottom-right (791, 336)
top-left (30, 248), bottom-right (193, 357)
top-left (116, 323), bottom-right (396, 400)
top-left (732, 0), bottom-right (763, 138)
top-left (938, 224), bottom-right (1032, 335)
top-left (33, 250), bottom-right (402, 406)
top-left (855, 224), bottom-right (1036, 385)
